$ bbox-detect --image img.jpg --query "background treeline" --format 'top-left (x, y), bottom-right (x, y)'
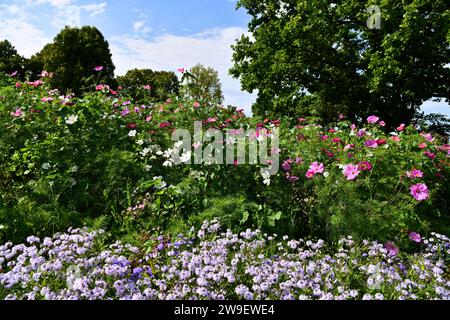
top-left (1, 0), bottom-right (449, 131)
top-left (0, 26), bottom-right (224, 106)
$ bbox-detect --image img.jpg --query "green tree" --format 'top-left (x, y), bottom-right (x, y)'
top-left (117, 68), bottom-right (179, 102)
top-left (181, 64), bottom-right (224, 106)
top-left (32, 26), bottom-right (115, 94)
top-left (231, 0), bottom-right (450, 127)
top-left (0, 40), bottom-right (28, 79)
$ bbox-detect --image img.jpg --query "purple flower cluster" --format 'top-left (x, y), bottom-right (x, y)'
top-left (1, 222), bottom-right (449, 300)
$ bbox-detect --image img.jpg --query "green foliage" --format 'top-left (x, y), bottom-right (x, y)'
top-left (0, 40), bottom-right (23, 75)
top-left (414, 112), bottom-right (450, 138)
top-left (0, 75), bottom-right (449, 244)
top-left (181, 64), bottom-right (224, 106)
top-left (231, 0), bottom-right (450, 127)
top-left (117, 68), bottom-right (180, 102)
top-left (31, 26), bottom-right (116, 94)
top-left (277, 120), bottom-right (450, 241)
top-left (0, 40), bottom-right (39, 80)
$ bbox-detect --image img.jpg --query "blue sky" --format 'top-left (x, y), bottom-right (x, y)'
top-left (0, 0), bottom-right (448, 116)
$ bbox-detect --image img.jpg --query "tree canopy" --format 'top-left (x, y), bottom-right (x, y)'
top-left (181, 64), bottom-right (224, 106)
top-left (0, 40), bottom-right (27, 79)
top-left (117, 68), bottom-right (180, 102)
top-left (231, 0), bottom-right (450, 127)
top-left (31, 26), bottom-right (115, 94)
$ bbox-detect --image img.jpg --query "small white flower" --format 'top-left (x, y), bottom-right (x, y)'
top-left (128, 130), bottom-right (137, 137)
top-left (140, 147), bottom-right (151, 157)
top-left (261, 168), bottom-right (272, 185)
top-left (42, 163), bottom-right (51, 170)
top-left (163, 160), bottom-right (173, 167)
top-left (144, 165), bottom-right (152, 172)
top-left (136, 140), bottom-right (144, 145)
top-left (159, 181), bottom-right (167, 189)
top-left (180, 151), bottom-right (192, 163)
top-left (65, 115), bottom-right (78, 125)
top-left (323, 172), bottom-right (330, 178)
top-left (174, 141), bottom-right (184, 148)
top-left (163, 149), bottom-right (174, 158)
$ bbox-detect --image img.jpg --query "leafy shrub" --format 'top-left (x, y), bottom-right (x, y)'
top-left (0, 73), bottom-right (449, 245)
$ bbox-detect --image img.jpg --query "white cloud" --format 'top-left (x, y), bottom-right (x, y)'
top-left (133, 20), bottom-right (152, 34)
top-left (34, 0), bottom-right (73, 8)
top-left (0, 3), bottom-right (21, 14)
top-left (22, 0), bottom-right (106, 28)
top-left (132, 21), bottom-right (144, 32)
top-left (110, 27), bottom-right (256, 113)
top-left (51, 5), bottom-right (82, 28)
top-left (0, 18), bottom-right (50, 57)
top-left (81, 2), bottom-right (107, 17)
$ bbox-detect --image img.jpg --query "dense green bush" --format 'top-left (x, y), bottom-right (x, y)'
top-left (117, 68), bottom-right (180, 103)
top-left (31, 26), bottom-right (116, 94)
top-left (0, 73), bottom-right (448, 245)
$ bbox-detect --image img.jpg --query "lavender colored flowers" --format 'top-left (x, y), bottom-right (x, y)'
top-left (1, 222), bottom-right (449, 300)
